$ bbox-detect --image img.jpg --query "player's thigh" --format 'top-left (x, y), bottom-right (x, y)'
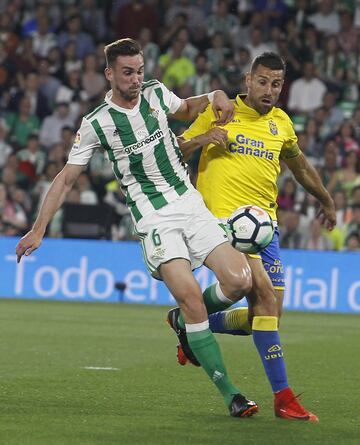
top-left (185, 190), bottom-right (230, 271)
top-left (205, 242), bottom-right (252, 296)
top-left (159, 258), bottom-right (200, 300)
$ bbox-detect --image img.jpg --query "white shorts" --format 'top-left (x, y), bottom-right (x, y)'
top-left (134, 189), bottom-right (229, 279)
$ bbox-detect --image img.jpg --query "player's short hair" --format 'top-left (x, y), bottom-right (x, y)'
top-left (104, 38), bottom-right (143, 67)
top-left (251, 52), bottom-right (286, 75)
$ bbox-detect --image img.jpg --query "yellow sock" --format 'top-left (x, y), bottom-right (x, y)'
top-left (224, 308), bottom-right (252, 334)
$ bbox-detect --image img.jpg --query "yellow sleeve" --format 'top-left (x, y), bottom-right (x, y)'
top-left (181, 104), bottom-right (216, 140)
top-left (282, 114), bottom-right (298, 149)
top-left (280, 113), bottom-right (299, 158)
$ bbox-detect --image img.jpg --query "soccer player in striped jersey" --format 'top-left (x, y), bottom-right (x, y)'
top-left (16, 38), bottom-right (259, 418)
top-left (168, 52), bottom-right (336, 422)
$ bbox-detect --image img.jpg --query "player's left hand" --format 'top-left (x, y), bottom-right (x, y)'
top-left (212, 91), bottom-right (234, 125)
top-left (316, 203), bottom-right (336, 231)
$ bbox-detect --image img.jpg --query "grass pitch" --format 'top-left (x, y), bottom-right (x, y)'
top-left (0, 299), bottom-right (358, 445)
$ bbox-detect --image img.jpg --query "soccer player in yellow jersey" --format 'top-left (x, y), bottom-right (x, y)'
top-left (167, 52), bottom-right (336, 422)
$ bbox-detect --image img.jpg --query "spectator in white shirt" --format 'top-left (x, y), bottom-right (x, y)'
top-left (39, 102), bottom-right (75, 149)
top-left (307, 0), bottom-right (340, 36)
top-left (287, 61), bottom-right (327, 114)
top-left (31, 15), bottom-right (57, 58)
top-left (245, 27), bottom-right (273, 60)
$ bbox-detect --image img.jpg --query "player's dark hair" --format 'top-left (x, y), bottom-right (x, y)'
top-left (251, 52), bottom-right (286, 75)
top-left (104, 38), bottom-right (143, 67)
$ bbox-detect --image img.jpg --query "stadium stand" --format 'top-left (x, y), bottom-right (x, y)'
top-left (0, 0), bottom-right (359, 251)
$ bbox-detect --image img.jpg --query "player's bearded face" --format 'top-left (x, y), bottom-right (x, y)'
top-left (246, 66), bottom-right (284, 115)
top-left (108, 54), bottom-right (144, 102)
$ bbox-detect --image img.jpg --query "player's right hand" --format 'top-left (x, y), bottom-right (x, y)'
top-left (200, 127), bottom-right (228, 148)
top-left (316, 204), bottom-right (336, 231)
top-left (16, 230), bottom-right (43, 263)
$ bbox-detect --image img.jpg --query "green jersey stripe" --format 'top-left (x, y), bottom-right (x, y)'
top-left (139, 96), bottom-right (158, 134)
top-left (91, 119), bottom-right (123, 180)
top-left (154, 87), bottom-right (169, 113)
top-left (139, 96), bottom-right (187, 196)
top-left (141, 80), bottom-right (159, 90)
top-left (155, 140), bottom-right (188, 195)
top-left (126, 190), bottom-right (142, 222)
top-left (108, 108), bottom-right (168, 210)
top-left (85, 102), bottom-right (107, 120)
top-left (169, 127), bottom-right (185, 163)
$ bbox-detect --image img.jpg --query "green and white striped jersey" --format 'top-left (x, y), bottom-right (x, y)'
top-left (67, 80), bottom-right (192, 223)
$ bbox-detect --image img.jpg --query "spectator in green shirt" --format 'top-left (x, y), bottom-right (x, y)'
top-left (4, 96), bottom-right (40, 149)
top-left (159, 38), bottom-right (195, 89)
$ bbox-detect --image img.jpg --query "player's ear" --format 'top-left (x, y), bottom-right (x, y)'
top-left (104, 67), bottom-right (112, 82)
top-left (245, 72), bottom-right (251, 89)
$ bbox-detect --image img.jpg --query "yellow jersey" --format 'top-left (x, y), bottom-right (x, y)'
top-left (182, 95), bottom-right (298, 220)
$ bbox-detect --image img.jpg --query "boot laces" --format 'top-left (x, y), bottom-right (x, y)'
top-left (285, 392), bottom-right (308, 415)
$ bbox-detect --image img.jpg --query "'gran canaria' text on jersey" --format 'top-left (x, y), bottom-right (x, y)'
top-left (228, 133), bottom-right (274, 160)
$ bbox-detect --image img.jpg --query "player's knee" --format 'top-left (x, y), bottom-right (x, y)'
top-left (173, 284), bottom-right (197, 304)
top-left (173, 285), bottom-right (204, 314)
top-left (224, 264), bottom-right (252, 298)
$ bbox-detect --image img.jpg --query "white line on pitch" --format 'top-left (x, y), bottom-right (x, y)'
top-left (82, 366), bottom-right (120, 371)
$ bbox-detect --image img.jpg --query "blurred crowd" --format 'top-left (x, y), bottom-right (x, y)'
top-left (0, 0), bottom-right (359, 251)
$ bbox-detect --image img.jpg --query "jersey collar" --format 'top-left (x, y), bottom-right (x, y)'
top-left (104, 90), bottom-right (141, 115)
top-left (235, 94), bottom-right (274, 118)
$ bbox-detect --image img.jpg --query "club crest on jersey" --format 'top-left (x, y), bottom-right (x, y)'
top-left (152, 246), bottom-right (166, 258)
top-left (149, 107), bottom-right (159, 119)
top-left (269, 119), bottom-right (278, 135)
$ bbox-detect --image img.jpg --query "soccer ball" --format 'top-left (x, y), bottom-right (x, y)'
top-left (227, 205), bottom-right (274, 254)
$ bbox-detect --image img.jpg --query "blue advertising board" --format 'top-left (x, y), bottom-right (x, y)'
top-left (1, 237), bottom-right (359, 313)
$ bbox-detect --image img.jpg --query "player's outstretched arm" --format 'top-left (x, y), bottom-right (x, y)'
top-left (283, 151), bottom-right (336, 230)
top-left (15, 164), bottom-right (84, 263)
top-left (171, 90), bottom-right (234, 124)
top-left (177, 127), bottom-right (228, 161)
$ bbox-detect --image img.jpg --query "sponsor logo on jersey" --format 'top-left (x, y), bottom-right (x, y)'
top-left (124, 129), bottom-right (164, 155)
top-left (263, 260), bottom-right (284, 275)
top-left (269, 119), bottom-right (278, 135)
top-left (231, 119), bottom-right (241, 123)
top-left (228, 133), bottom-right (274, 160)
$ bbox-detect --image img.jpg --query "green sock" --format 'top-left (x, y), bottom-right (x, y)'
top-left (187, 327), bottom-right (240, 407)
top-left (178, 283), bottom-right (233, 329)
top-left (203, 283), bottom-right (233, 313)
